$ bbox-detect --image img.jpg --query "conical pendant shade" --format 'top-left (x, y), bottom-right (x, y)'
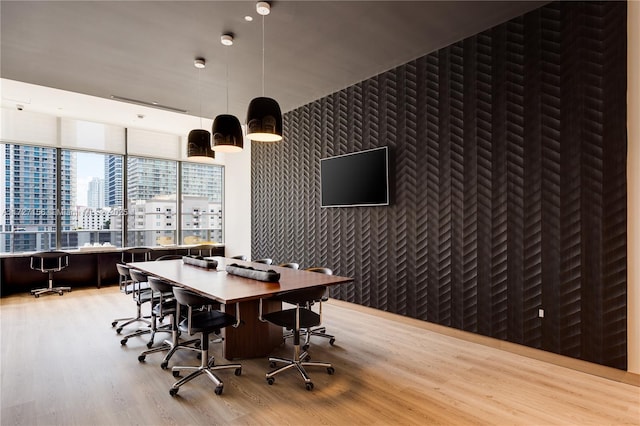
top-left (245, 96), bottom-right (282, 142)
top-left (212, 114), bottom-right (244, 153)
top-left (187, 129), bottom-right (215, 159)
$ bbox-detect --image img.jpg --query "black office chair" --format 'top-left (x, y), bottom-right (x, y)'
top-left (112, 247), bottom-right (152, 332)
top-left (253, 258), bottom-right (273, 265)
top-left (29, 251), bottom-right (71, 298)
top-left (138, 277), bottom-right (201, 365)
top-left (261, 286), bottom-right (335, 390)
top-left (169, 287), bottom-right (242, 396)
top-left (301, 267), bottom-right (336, 349)
top-left (230, 255), bottom-right (247, 261)
top-left (118, 269), bottom-right (154, 345)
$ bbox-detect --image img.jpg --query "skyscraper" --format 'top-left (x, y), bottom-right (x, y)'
top-left (1, 144), bottom-right (76, 252)
top-left (87, 177), bottom-right (105, 209)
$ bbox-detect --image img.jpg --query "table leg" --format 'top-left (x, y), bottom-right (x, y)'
top-left (222, 298), bottom-right (282, 359)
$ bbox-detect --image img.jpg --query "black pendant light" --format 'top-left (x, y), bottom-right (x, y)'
top-left (212, 34), bottom-right (244, 153)
top-left (187, 58), bottom-right (215, 160)
top-left (246, 1), bottom-right (283, 142)
top-left (187, 128), bottom-right (215, 158)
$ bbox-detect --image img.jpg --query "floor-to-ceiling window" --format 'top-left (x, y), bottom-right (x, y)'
top-left (0, 110), bottom-right (225, 253)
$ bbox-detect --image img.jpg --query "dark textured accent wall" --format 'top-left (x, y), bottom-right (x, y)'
top-left (251, 1), bottom-right (627, 369)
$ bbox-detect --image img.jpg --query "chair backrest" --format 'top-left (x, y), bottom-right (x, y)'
top-left (172, 287), bottom-right (213, 307)
top-left (305, 267), bottom-right (333, 275)
top-left (253, 258), bottom-right (273, 265)
top-left (231, 255), bottom-right (247, 261)
top-left (115, 263), bottom-right (131, 277)
top-left (277, 285), bottom-right (329, 306)
top-left (129, 269), bottom-right (148, 284)
top-left (121, 247), bottom-right (152, 263)
top-left (279, 262), bottom-right (299, 269)
top-left (30, 251), bottom-right (69, 272)
top-left (155, 254), bottom-right (183, 261)
top-left (147, 276), bottom-right (173, 294)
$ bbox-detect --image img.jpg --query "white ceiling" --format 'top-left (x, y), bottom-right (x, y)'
top-left (1, 0), bottom-right (547, 135)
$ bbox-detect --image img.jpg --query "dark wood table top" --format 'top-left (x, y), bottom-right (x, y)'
top-left (127, 257), bottom-right (353, 304)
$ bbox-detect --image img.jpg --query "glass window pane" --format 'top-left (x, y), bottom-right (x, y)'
top-left (59, 151), bottom-right (124, 250)
top-left (1, 143), bottom-right (57, 253)
top-left (181, 162), bottom-right (224, 245)
top-left (127, 156), bottom-right (177, 246)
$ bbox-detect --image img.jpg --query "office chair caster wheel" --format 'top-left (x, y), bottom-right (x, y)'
top-left (234, 368), bottom-right (242, 376)
top-left (267, 377), bottom-right (275, 385)
top-left (160, 361), bottom-right (169, 369)
top-left (111, 321), bottom-right (117, 328)
top-left (269, 361), bottom-right (277, 368)
top-left (34, 294), bottom-right (39, 298)
top-left (120, 338), bottom-right (128, 345)
top-left (58, 291), bottom-right (63, 295)
top-left (146, 341), bottom-right (153, 349)
top-left (116, 327), bottom-right (123, 334)
top-left (138, 355), bottom-right (146, 362)
top-left (169, 387), bottom-right (179, 396)
top-left (172, 370), bottom-right (180, 378)
top-left (327, 367), bottom-right (335, 375)
top-left (329, 338), bottom-right (336, 345)
top-left (214, 385), bottom-right (223, 395)
top-left (305, 382), bottom-right (314, 391)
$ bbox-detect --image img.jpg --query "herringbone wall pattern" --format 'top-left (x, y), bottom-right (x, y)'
top-left (251, 1), bottom-right (627, 369)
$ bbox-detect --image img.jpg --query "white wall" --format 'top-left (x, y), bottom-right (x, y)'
top-left (627, 0), bottom-right (639, 375)
top-left (223, 139), bottom-right (252, 260)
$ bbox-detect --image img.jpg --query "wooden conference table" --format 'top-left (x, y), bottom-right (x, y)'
top-left (127, 257), bottom-right (353, 360)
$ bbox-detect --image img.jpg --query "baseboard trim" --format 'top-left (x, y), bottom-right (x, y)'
top-left (329, 298), bottom-right (640, 387)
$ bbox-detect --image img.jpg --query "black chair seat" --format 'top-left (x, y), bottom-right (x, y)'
top-left (262, 308), bottom-right (320, 329)
top-left (152, 299), bottom-right (177, 317)
top-left (123, 282), bottom-right (150, 293)
top-left (178, 309), bottom-right (237, 335)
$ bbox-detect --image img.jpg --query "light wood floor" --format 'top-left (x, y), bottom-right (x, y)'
top-left (1, 286), bottom-right (638, 425)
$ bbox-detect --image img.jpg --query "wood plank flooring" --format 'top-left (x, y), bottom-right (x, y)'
top-left (1, 286), bottom-right (638, 425)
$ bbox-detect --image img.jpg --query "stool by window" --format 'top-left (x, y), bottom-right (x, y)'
top-left (188, 244), bottom-right (216, 257)
top-left (29, 251), bottom-right (71, 298)
top-left (169, 288), bottom-right (242, 396)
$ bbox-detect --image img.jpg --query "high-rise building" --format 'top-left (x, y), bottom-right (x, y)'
top-left (1, 144), bottom-right (76, 252)
top-left (105, 155), bottom-right (123, 208)
top-left (87, 177), bottom-right (104, 209)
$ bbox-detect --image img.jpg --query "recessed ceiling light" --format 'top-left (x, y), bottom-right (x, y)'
top-left (244, 15), bottom-right (253, 22)
top-left (221, 34), bottom-right (234, 46)
top-left (194, 58), bottom-right (206, 69)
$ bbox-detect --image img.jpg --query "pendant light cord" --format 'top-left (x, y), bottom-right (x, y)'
top-left (262, 14), bottom-right (265, 97)
top-left (226, 47), bottom-right (230, 113)
top-left (198, 66), bottom-right (203, 129)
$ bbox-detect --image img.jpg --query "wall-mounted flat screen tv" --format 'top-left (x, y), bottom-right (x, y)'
top-left (321, 146), bottom-right (389, 207)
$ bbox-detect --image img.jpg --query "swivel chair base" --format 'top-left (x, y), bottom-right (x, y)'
top-left (170, 331), bottom-right (241, 396)
top-left (266, 346), bottom-right (334, 391)
top-left (31, 273), bottom-right (71, 298)
top-left (138, 329), bottom-right (200, 367)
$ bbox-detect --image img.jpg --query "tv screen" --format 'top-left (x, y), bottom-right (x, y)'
top-left (320, 146), bottom-right (389, 207)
